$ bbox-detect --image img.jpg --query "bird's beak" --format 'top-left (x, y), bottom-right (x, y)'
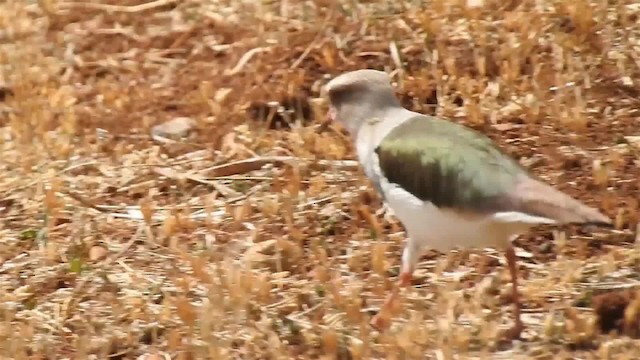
top-left (315, 106), bottom-right (351, 144)
top-left (316, 106), bottom-right (335, 134)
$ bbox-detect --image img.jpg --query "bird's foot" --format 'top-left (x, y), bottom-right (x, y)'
top-left (369, 288), bottom-right (403, 331)
top-left (502, 321), bottom-right (524, 341)
top-left (370, 312), bottom-right (392, 331)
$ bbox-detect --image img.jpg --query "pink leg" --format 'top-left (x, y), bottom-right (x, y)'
top-left (505, 246), bottom-right (523, 339)
top-left (370, 240), bottom-right (419, 330)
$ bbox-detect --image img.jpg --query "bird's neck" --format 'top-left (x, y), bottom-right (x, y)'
top-left (352, 107), bottom-right (415, 141)
top-left (338, 103), bottom-right (406, 135)
top-left (351, 106), bottom-right (415, 166)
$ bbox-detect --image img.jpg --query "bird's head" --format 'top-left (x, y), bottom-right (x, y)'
top-left (323, 69), bottom-right (400, 135)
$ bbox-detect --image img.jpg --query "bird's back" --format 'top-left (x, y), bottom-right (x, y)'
top-left (374, 114), bottom-right (527, 213)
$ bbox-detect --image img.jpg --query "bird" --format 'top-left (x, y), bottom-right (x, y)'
top-left (323, 69), bottom-right (612, 339)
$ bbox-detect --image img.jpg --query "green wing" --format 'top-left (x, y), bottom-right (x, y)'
top-left (374, 115), bottom-right (527, 214)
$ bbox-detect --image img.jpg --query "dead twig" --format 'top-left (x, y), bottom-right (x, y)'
top-left (198, 156), bottom-right (359, 177)
top-left (225, 47), bottom-right (272, 76)
top-left (58, 0), bottom-right (177, 13)
top-left (152, 167), bottom-right (241, 198)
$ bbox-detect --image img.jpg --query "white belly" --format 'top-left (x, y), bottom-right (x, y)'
top-left (381, 183), bottom-right (531, 252)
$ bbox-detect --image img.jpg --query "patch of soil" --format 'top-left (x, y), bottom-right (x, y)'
top-left (592, 289), bottom-right (640, 338)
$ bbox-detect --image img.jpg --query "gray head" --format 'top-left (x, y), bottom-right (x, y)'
top-left (325, 69), bottom-right (402, 134)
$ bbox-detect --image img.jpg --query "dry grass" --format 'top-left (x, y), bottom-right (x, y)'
top-left (1, 0), bottom-right (640, 358)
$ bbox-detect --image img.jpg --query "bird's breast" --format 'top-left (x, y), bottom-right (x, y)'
top-left (380, 182), bottom-right (520, 251)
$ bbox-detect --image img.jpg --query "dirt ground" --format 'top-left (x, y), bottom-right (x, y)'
top-left (1, 0), bottom-right (640, 359)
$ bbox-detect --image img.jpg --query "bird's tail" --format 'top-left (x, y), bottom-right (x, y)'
top-left (507, 175), bottom-right (612, 226)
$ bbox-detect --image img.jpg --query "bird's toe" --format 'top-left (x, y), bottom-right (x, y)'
top-left (370, 313), bottom-right (392, 331)
top-left (502, 322), bottom-right (524, 341)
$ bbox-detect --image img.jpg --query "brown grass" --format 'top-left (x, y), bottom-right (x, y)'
top-left (1, 0), bottom-right (640, 358)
